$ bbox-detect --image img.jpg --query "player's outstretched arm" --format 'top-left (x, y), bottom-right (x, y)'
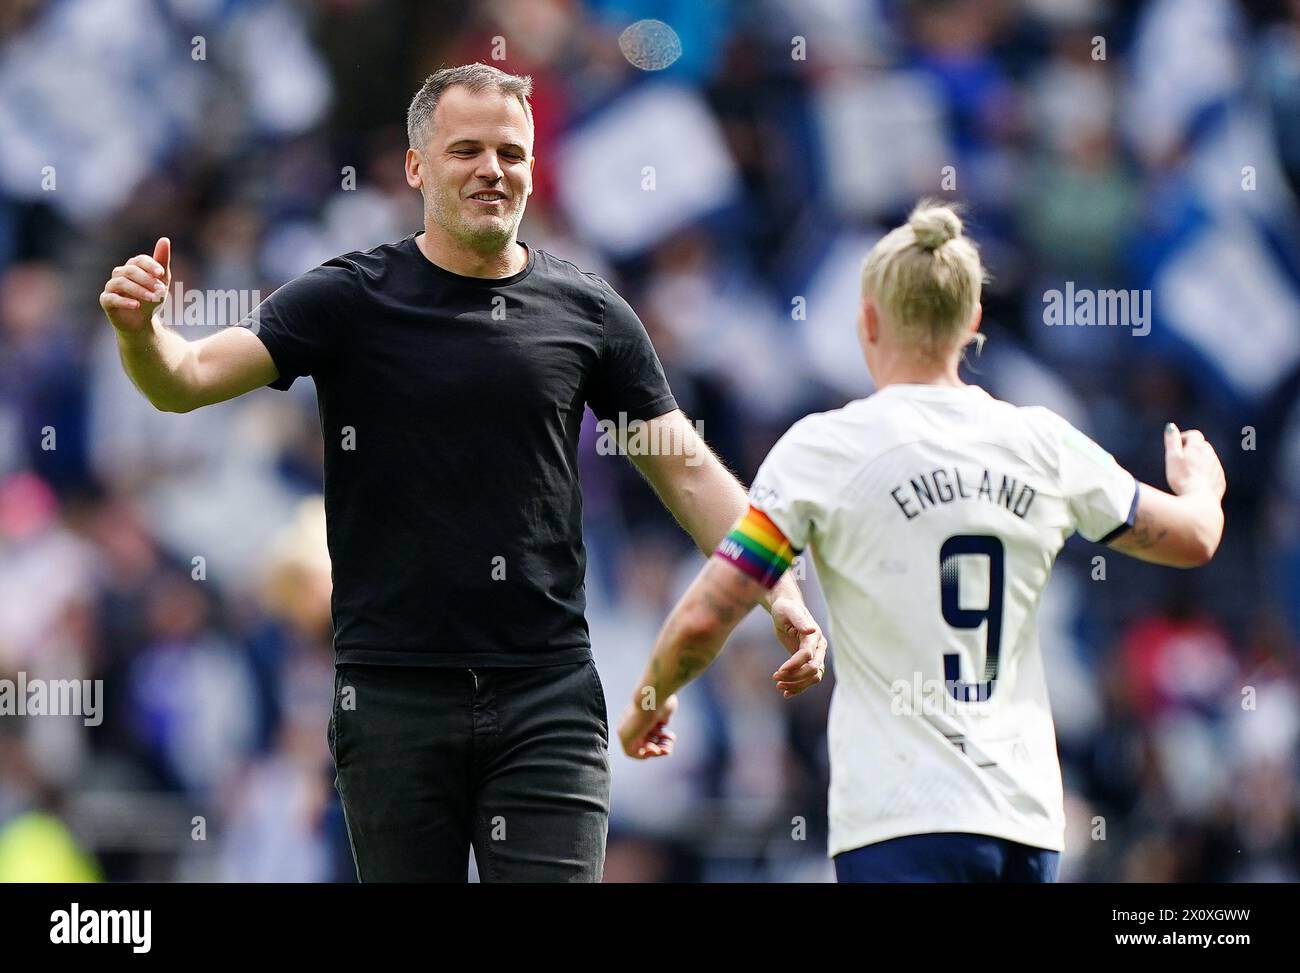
top-left (618, 557), bottom-right (766, 758)
top-left (1107, 423), bottom-right (1225, 568)
top-left (100, 237), bottom-right (279, 413)
top-left (627, 410), bottom-right (826, 684)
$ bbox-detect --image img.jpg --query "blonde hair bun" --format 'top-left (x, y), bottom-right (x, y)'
top-left (860, 198), bottom-right (985, 358)
top-left (909, 204), bottom-right (962, 251)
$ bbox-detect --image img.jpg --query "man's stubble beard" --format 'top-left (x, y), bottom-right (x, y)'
top-left (426, 186), bottom-right (526, 254)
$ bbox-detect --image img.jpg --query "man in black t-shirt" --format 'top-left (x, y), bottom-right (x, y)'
top-left (99, 63), bottom-right (827, 882)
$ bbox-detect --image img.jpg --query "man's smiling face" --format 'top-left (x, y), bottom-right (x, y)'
top-left (409, 84), bottom-right (534, 253)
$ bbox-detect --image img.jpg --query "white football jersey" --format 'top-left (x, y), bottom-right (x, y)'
top-left (749, 383), bottom-right (1137, 856)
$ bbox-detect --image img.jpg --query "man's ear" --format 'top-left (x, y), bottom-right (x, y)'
top-left (969, 302), bottom-right (983, 336)
top-left (405, 147), bottom-right (424, 190)
top-left (528, 155), bottom-right (536, 196)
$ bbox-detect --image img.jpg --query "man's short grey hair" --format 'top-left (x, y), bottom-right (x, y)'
top-left (406, 63), bottom-right (534, 150)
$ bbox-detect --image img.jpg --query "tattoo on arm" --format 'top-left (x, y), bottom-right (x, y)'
top-left (701, 587), bottom-right (740, 625)
top-left (668, 563), bottom-right (767, 685)
top-left (674, 648), bottom-right (712, 685)
top-left (699, 564), bottom-right (760, 624)
top-left (1126, 507), bottom-right (1168, 550)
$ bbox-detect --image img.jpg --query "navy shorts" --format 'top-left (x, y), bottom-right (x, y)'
top-left (835, 832), bottom-right (1060, 883)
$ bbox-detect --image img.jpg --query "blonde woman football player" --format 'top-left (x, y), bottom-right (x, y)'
top-left (617, 200), bottom-right (1226, 882)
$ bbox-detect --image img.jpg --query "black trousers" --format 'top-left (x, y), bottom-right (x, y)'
top-left (328, 659), bottom-right (611, 882)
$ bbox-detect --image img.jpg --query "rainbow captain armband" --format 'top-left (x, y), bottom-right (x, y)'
top-left (713, 506), bottom-right (799, 588)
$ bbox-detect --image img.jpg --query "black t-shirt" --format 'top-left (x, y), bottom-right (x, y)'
top-left (249, 233), bottom-right (677, 667)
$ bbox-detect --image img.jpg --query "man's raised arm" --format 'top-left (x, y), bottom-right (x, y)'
top-left (99, 237), bottom-right (279, 413)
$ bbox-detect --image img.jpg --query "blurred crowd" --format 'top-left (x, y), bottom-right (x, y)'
top-left (2, 0), bottom-right (1300, 882)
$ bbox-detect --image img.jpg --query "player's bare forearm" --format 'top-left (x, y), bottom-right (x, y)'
top-left (628, 413), bottom-right (743, 553)
top-left (765, 569), bottom-right (804, 613)
top-left (629, 410), bottom-right (806, 616)
top-left (1107, 424), bottom-right (1226, 568)
top-left (115, 313), bottom-right (199, 413)
top-left (1108, 483), bottom-right (1223, 568)
top-left (117, 316), bottom-right (281, 413)
top-left (635, 558), bottom-right (768, 701)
